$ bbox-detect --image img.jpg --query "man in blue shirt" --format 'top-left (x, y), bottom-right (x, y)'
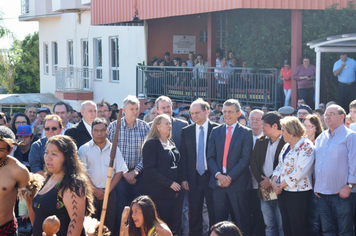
top-left (333, 53), bottom-right (356, 112)
top-left (314, 104), bottom-right (356, 236)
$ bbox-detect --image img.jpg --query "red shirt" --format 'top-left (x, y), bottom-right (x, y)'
top-left (282, 67), bottom-right (292, 90)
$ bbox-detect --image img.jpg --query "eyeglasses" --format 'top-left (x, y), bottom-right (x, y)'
top-left (15, 121), bottom-right (27, 125)
top-left (44, 127), bottom-right (58, 131)
top-left (98, 110), bottom-right (110, 114)
top-left (324, 112), bottom-right (337, 117)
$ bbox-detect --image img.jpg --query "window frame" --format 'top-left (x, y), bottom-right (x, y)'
top-left (109, 36), bottom-right (119, 82)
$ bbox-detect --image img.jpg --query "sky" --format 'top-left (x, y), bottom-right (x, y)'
top-left (0, 0), bottom-right (38, 49)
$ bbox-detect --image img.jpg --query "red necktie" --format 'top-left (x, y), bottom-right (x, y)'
top-left (222, 126), bottom-right (233, 171)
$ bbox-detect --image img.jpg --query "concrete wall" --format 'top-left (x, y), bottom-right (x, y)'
top-left (38, 11), bottom-right (146, 110)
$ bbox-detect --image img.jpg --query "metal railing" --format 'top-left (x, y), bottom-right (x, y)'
top-left (136, 66), bottom-right (279, 109)
top-left (55, 67), bottom-right (93, 92)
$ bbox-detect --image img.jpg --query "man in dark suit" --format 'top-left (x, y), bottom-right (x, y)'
top-left (180, 98), bottom-right (219, 236)
top-left (250, 111), bottom-right (285, 236)
top-left (65, 100), bottom-right (97, 148)
top-left (155, 95), bottom-right (188, 235)
top-left (207, 99), bottom-right (253, 235)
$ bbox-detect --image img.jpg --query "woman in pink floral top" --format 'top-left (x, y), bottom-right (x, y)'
top-left (271, 116), bottom-right (315, 236)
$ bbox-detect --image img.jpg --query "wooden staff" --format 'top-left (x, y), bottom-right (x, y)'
top-left (120, 206), bottom-right (130, 236)
top-left (98, 109), bottom-right (123, 236)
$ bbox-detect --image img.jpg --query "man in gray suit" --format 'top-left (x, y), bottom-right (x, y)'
top-left (207, 99), bottom-right (253, 235)
top-left (155, 95), bottom-right (189, 235)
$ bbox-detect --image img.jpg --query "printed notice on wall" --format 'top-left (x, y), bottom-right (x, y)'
top-left (173, 35), bottom-right (195, 54)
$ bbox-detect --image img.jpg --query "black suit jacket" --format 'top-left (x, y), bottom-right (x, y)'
top-left (64, 120), bottom-right (92, 149)
top-left (180, 121), bottom-right (219, 189)
top-left (207, 123), bottom-right (253, 191)
top-left (142, 139), bottom-right (181, 199)
top-left (250, 135), bottom-right (285, 198)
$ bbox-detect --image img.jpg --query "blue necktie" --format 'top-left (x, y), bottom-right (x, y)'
top-left (197, 126), bottom-right (205, 175)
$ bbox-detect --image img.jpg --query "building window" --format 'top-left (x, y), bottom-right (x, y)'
top-left (110, 36), bottom-right (119, 82)
top-left (21, 0), bottom-right (29, 14)
top-left (82, 39), bottom-right (89, 89)
top-left (94, 38), bottom-right (102, 80)
top-left (52, 42), bottom-right (58, 75)
top-left (67, 40), bottom-right (74, 75)
top-left (44, 43), bottom-right (49, 74)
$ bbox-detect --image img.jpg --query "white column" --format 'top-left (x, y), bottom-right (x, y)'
top-left (315, 48), bottom-right (321, 109)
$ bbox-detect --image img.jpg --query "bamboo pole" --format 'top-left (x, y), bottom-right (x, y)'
top-left (98, 109), bottom-right (123, 236)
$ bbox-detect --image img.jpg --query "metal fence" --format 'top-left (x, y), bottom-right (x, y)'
top-left (56, 67), bottom-right (93, 92)
top-left (137, 65), bottom-right (279, 109)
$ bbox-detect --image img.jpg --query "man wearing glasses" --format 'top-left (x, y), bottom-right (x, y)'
top-left (97, 99), bottom-right (112, 125)
top-left (296, 105), bottom-right (313, 122)
top-left (29, 115), bottom-right (63, 176)
top-left (314, 105), bottom-right (356, 235)
top-left (53, 101), bottom-right (74, 134)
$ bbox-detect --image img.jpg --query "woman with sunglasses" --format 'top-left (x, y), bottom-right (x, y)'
top-left (29, 115), bottom-right (63, 176)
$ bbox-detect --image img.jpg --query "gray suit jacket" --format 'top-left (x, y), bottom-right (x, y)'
top-left (171, 117), bottom-right (188, 150)
top-left (207, 123), bottom-right (253, 191)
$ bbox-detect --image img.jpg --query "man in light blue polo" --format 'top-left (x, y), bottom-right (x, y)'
top-left (333, 53), bottom-right (356, 112)
top-left (314, 104), bottom-right (356, 236)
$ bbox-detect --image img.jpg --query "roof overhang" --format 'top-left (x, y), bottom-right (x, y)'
top-left (307, 33), bottom-right (356, 52)
top-left (0, 93), bottom-right (61, 106)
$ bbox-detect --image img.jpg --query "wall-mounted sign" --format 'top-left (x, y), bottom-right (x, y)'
top-left (173, 35), bottom-right (195, 54)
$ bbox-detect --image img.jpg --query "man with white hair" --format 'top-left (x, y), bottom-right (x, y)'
top-left (107, 95), bottom-right (150, 235)
top-left (65, 100), bottom-right (97, 148)
top-left (248, 109), bottom-right (266, 236)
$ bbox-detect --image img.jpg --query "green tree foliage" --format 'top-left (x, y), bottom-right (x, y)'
top-left (226, 9), bottom-right (291, 69)
top-left (12, 32), bottom-right (39, 93)
top-left (302, 1), bottom-right (356, 102)
top-left (227, 2), bottom-right (356, 103)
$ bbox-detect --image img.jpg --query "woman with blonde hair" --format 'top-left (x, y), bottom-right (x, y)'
top-left (142, 114), bottom-right (182, 235)
top-left (271, 116), bottom-right (314, 236)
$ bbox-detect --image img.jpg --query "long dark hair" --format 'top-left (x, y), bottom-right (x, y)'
top-left (45, 135), bottom-right (94, 216)
top-left (128, 195), bottom-right (162, 236)
top-left (11, 113), bottom-right (30, 134)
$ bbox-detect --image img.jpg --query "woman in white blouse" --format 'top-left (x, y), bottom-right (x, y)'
top-left (271, 116), bottom-right (315, 236)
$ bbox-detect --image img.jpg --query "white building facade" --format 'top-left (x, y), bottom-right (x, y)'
top-left (19, 0), bottom-right (146, 110)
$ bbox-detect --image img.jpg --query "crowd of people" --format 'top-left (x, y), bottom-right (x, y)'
top-left (1, 92), bottom-right (356, 236)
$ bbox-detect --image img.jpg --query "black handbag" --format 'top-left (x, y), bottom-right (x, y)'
top-left (16, 217), bottom-right (32, 236)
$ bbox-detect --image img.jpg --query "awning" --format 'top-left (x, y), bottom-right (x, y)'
top-left (0, 93), bottom-right (61, 106)
top-left (307, 33), bottom-right (356, 109)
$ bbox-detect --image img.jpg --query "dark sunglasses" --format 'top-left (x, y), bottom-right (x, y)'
top-left (44, 127), bottom-right (58, 131)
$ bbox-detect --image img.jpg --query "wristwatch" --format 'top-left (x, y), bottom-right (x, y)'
top-left (134, 169), bottom-right (139, 175)
top-left (347, 183), bottom-right (354, 189)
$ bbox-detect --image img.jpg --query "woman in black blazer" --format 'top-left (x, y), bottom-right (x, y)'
top-left (142, 114), bottom-right (182, 235)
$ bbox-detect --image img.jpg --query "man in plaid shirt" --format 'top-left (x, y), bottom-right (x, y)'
top-left (108, 95), bottom-right (149, 235)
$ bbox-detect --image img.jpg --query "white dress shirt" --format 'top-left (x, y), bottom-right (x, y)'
top-left (83, 120), bottom-right (93, 138)
top-left (78, 139), bottom-right (128, 188)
